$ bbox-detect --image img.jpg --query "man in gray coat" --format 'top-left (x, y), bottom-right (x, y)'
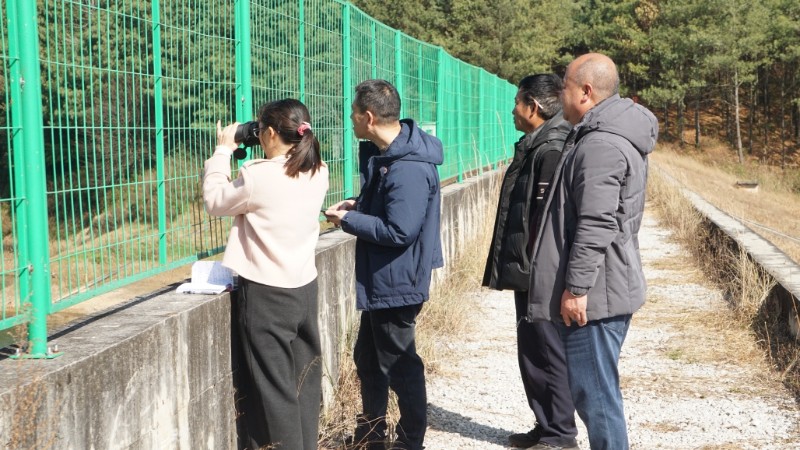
top-left (527, 53), bottom-right (658, 449)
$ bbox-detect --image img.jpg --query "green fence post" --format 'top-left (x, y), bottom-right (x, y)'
top-left (394, 31), bottom-right (402, 117)
top-left (235, 0), bottom-right (254, 158)
top-left (6, 0), bottom-right (30, 325)
top-left (370, 22), bottom-right (377, 79)
top-left (417, 44), bottom-right (423, 121)
top-left (152, 0), bottom-right (167, 266)
top-left (298, 0), bottom-right (305, 102)
top-left (14, 0), bottom-right (58, 358)
top-left (235, 0), bottom-right (254, 119)
top-left (504, 82), bottom-right (513, 158)
top-left (435, 48), bottom-right (445, 177)
top-left (456, 65), bottom-right (464, 182)
top-left (342, 4), bottom-right (353, 198)
top-left (479, 70), bottom-right (486, 171)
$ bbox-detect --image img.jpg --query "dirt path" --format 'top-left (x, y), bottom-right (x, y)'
top-left (423, 211), bottom-right (800, 449)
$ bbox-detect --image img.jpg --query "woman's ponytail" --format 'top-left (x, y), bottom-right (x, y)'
top-left (284, 127), bottom-right (321, 178)
top-left (257, 99), bottom-right (323, 178)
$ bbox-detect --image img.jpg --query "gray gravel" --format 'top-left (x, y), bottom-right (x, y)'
top-left (423, 212), bottom-right (800, 449)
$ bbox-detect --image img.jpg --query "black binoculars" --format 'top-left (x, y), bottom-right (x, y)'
top-left (232, 121), bottom-right (260, 160)
top-left (235, 121), bottom-right (260, 147)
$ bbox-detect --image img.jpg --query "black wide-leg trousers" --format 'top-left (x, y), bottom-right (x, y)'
top-left (237, 277), bottom-right (322, 450)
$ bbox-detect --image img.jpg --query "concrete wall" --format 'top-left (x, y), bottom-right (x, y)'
top-left (0, 293), bottom-right (238, 450)
top-left (0, 170), bottom-right (501, 450)
top-left (680, 189), bottom-right (800, 339)
top-left (656, 169), bottom-right (800, 342)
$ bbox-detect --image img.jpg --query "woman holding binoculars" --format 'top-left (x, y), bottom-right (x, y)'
top-left (203, 98), bottom-right (329, 450)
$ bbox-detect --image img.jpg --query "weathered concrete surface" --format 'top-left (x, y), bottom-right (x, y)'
top-left (0, 170), bottom-right (503, 450)
top-left (438, 173), bottom-right (499, 282)
top-left (0, 291), bottom-right (237, 450)
top-left (681, 189), bottom-right (800, 339)
top-left (315, 229), bottom-right (357, 404)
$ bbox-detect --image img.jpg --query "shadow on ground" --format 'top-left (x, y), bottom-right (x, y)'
top-left (427, 403), bottom-right (514, 446)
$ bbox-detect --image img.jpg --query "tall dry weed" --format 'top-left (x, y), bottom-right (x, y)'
top-left (647, 169), bottom-right (707, 245)
top-left (730, 247), bottom-right (777, 323)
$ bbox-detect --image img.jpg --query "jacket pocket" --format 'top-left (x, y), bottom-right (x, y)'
top-left (498, 262), bottom-right (529, 291)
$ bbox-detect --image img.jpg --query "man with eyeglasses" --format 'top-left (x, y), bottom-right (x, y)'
top-left (483, 73), bottom-right (578, 450)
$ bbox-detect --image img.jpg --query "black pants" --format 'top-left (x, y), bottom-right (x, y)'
top-left (237, 277), bottom-right (322, 450)
top-left (515, 291), bottom-right (578, 447)
top-left (354, 303), bottom-right (427, 450)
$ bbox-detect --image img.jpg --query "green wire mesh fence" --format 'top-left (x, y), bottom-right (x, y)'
top-left (0, 0), bottom-right (519, 356)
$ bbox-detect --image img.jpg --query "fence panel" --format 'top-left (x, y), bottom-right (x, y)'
top-left (0, 0), bottom-right (520, 350)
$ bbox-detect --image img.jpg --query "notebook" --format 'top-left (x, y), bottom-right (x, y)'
top-left (176, 261), bottom-right (234, 294)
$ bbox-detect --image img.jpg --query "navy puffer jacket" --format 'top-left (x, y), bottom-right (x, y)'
top-left (341, 119), bottom-right (444, 311)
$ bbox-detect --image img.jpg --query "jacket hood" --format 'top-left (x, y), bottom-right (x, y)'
top-left (576, 94), bottom-right (658, 156)
top-left (382, 119), bottom-right (444, 165)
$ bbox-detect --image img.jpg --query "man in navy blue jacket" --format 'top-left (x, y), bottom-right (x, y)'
top-left (325, 79), bottom-right (444, 450)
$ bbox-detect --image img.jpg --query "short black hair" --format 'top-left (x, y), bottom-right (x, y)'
top-left (517, 74), bottom-right (563, 120)
top-left (354, 79), bottom-right (401, 123)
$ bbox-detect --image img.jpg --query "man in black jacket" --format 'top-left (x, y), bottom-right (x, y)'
top-left (483, 74), bottom-right (579, 450)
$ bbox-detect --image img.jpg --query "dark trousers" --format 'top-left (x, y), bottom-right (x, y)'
top-left (515, 291), bottom-right (578, 447)
top-left (237, 277), bottom-right (322, 450)
top-left (354, 303), bottom-right (427, 450)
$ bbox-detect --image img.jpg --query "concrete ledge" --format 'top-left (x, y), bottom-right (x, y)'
top-left (681, 189), bottom-right (800, 340)
top-left (0, 290), bottom-right (238, 449)
top-left (683, 190), bottom-right (800, 298)
top-left (0, 169), bottom-right (503, 449)
top-left (657, 168), bottom-right (800, 341)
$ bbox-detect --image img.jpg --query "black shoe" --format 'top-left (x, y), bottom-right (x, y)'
top-left (346, 414), bottom-right (387, 450)
top-left (526, 443), bottom-right (580, 450)
top-left (387, 440), bottom-right (424, 450)
top-left (508, 426), bottom-right (542, 448)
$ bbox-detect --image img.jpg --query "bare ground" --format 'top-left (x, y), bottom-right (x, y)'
top-left (422, 210), bottom-right (800, 449)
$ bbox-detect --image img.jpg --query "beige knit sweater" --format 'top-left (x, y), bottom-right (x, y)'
top-left (203, 150), bottom-right (329, 288)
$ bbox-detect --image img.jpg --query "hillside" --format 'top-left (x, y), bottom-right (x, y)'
top-left (651, 140), bottom-right (799, 264)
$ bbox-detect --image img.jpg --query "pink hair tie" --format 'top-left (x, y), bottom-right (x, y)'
top-left (297, 122), bottom-right (312, 136)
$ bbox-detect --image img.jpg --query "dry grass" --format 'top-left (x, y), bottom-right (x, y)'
top-left (651, 141), bottom-right (800, 263)
top-left (318, 319), bottom-right (363, 449)
top-left (647, 166), bottom-right (800, 396)
top-left (641, 290), bottom-right (772, 378)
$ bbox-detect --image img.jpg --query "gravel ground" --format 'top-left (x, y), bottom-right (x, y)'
top-left (423, 212), bottom-right (800, 449)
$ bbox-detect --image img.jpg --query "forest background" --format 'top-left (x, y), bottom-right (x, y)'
top-left (354, 0), bottom-right (800, 171)
top-left (1, 0), bottom-right (798, 271)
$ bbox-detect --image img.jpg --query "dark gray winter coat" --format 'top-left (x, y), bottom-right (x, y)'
top-left (527, 95), bottom-right (659, 322)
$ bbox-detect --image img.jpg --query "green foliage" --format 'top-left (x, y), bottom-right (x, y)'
top-left (351, 0), bottom-right (577, 83)
top-left (356, 0), bottom-right (800, 164)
